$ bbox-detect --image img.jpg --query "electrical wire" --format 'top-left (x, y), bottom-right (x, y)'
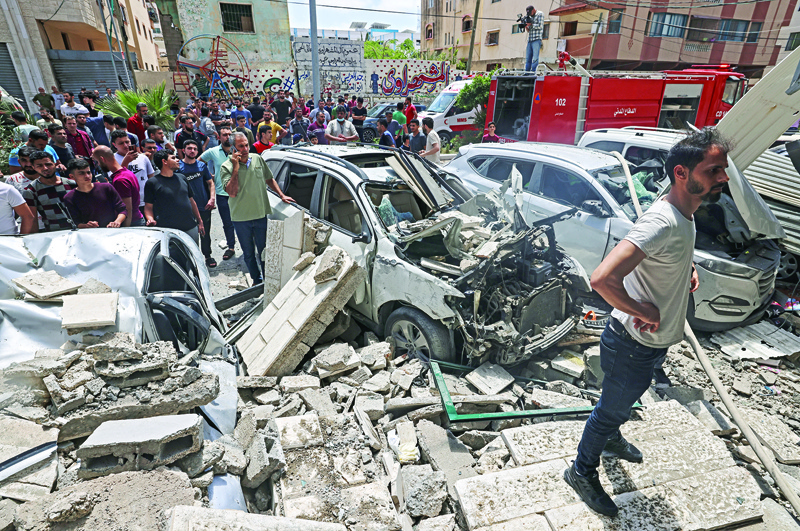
top-left (42, 0), bottom-right (68, 21)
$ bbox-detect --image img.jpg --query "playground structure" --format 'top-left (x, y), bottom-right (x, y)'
top-left (173, 35), bottom-right (254, 99)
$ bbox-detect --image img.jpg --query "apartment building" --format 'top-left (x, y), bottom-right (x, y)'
top-left (550, 0), bottom-right (795, 77)
top-left (420, 0), bottom-right (559, 71)
top-left (0, 0), bottom-right (162, 110)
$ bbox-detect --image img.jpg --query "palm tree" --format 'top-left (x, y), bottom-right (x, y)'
top-left (96, 82), bottom-right (175, 131)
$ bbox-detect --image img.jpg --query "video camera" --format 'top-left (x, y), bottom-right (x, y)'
top-left (517, 13), bottom-right (534, 30)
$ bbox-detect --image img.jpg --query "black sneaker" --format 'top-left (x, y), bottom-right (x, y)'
top-left (564, 462), bottom-right (619, 517)
top-left (603, 432), bottom-right (643, 463)
top-left (653, 368), bottom-right (672, 388)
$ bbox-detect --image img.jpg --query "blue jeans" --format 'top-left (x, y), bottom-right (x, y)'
top-left (525, 39), bottom-right (542, 73)
top-left (232, 217), bottom-right (267, 283)
top-left (574, 319), bottom-right (667, 476)
top-left (217, 195), bottom-right (236, 250)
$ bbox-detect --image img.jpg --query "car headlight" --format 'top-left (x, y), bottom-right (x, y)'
top-left (696, 258), bottom-right (759, 279)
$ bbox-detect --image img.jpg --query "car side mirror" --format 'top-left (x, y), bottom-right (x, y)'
top-left (352, 231), bottom-right (371, 244)
top-left (581, 200), bottom-right (611, 218)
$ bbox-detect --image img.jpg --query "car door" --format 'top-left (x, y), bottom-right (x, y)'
top-left (527, 163), bottom-right (613, 274)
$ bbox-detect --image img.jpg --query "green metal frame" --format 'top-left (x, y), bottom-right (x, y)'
top-left (429, 360), bottom-right (643, 422)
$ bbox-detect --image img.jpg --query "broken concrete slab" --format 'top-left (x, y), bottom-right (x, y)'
top-left (468, 514), bottom-right (551, 531)
top-left (742, 407), bottom-right (800, 464)
top-left (213, 435), bottom-right (247, 476)
top-left (234, 409), bottom-right (259, 449)
top-left (391, 360), bottom-right (423, 391)
top-left (402, 464), bottom-right (447, 518)
top-left (13, 469), bottom-right (195, 531)
top-left (239, 246), bottom-right (366, 377)
top-left (454, 459), bottom-right (580, 530)
top-left (253, 404), bottom-right (276, 429)
top-left (166, 505), bottom-right (347, 530)
top-left (416, 514), bottom-right (456, 531)
top-left (416, 419), bottom-right (475, 492)
top-left (733, 377), bottom-right (753, 396)
top-left (76, 277), bottom-right (111, 295)
top-left (362, 370), bottom-right (392, 394)
top-left (685, 399), bottom-right (738, 436)
top-left (0, 482), bottom-right (50, 502)
top-left (0, 498), bottom-right (18, 531)
top-left (176, 440), bottom-right (225, 478)
top-left (313, 343), bottom-right (361, 379)
top-left (83, 332), bottom-right (142, 361)
top-left (385, 394), bottom-right (512, 415)
top-left (582, 345), bottom-right (603, 387)
top-left (293, 251), bottom-right (317, 272)
top-left (458, 430), bottom-right (501, 451)
top-left (274, 414), bottom-right (324, 449)
top-left (242, 423), bottom-right (286, 488)
top-left (237, 376), bottom-right (278, 389)
top-left (13, 270), bottom-right (81, 299)
top-left (465, 363), bottom-right (515, 396)
top-left (337, 365), bottom-right (373, 386)
top-left (524, 388), bottom-right (591, 410)
top-left (354, 391), bottom-right (385, 421)
top-left (92, 353), bottom-right (171, 389)
top-left (280, 374), bottom-right (321, 394)
top-left (501, 421), bottom-right (586, 466)
top-left (42, 375), bottom-right (86, 415)
top-left (61, 292), bottom-right (119, 330)
top-left (339, 483), bottom-right (402, 531)
top-left (661, 386), bottom-right (713, 405)
top-left (550, 350), bottom-right (585, 379)
top-left (254, 388), bottom-right (282, 406)
top-left (356, 342), bottom-right (389, 370)
top-left (298, 388), bottom-right (338, 418)
top-left (58, 372), bottom-right (219, 440)
top-left (619, 400), bottom-right (706, 442)
top-left (76, 414), bottom-right (202, 479)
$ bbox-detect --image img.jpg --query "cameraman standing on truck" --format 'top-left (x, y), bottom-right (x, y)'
top-left (523, 5), bottom-right (544, 73)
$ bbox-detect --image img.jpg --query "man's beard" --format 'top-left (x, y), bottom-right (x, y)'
top-left (22, 167), bottom-right (38, 175)
top-left (687, 174), bottom-right (724, 203)
top-left (222, 140), bottom-right (231, 148)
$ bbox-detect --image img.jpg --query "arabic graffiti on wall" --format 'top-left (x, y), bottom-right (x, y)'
top-left (292, 40), bottom-right (365, 69)
top-left (379, 62), bottom-right (449, 96)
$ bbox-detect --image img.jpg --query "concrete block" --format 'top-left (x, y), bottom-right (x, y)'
top-left (356, 342), bottom-right (389, 370)
top-left (454, 459), bottom-right (580, 530)
top-left (314, 246), bottom-right (345, 283)
top-left (274, 395), bottom-right (303, 418)
top-left (293, 251), bottom-right (317, 271)
top-left (524, 388), bottom-right (591, 410)
top-left (465, 363), bottom-right (515, 395)
top-left (242, 423), bottom-right (286, 488)
top-left (280, 374), bottom-right (321, 394)
top-left (355, 391), bottom-right (385, 421)
top-left (237, 376), bottom-right (279, 389)
top-left (402, 464), bottom-right (447, 517)
top-left (416, 514), bottom-right (456, 531)
top-left (176, 440), bottom-right (225, 478)
top-left (662, 386), bottom-right (713, 405)
top-left (458, 430), bottom-right (501, 451)
top-left (77, 414), bottom-right (202, 478)
top-left (13, 270), bottom-right (81, 299)
top-left (274, 413), bottom-right (324, 449)
top-left (235, 408), bottom-right (259, 449)
top-left (254, 388), bottom-right (282, 405)
top-left (299, 388), bottom-right (338, 417)
top-left (0, 498), bottom-right (19, 531)
top-left (619, 400), bottom-right (706, 442)
top-left (77, 277), bottom-right (111, 295)
top-left (92, 353), bottom-right (171, 389)
top-left (685, 399), bottom-right (738, 436)
top-left (391, 360), bottom-right (423, 391)
top-left (733, 377), bottom-right (753, 396)
top-left (501, 421), bottom-right (586, 466)
top-left (338, 365), bottom-right (373, 386)
top-left (42, 375), bottom-right (86, 414)
top-left (58, 362), bottom-right (93, 391)
top-left (214, 435), bottom-right (247, 475)
top-left (339, 483), bottom-right (402, 531)
top-left (61, 292), bottom-right (119, 330)
top-left (416, 419), bottom-right (475, 491)
top-left (84, 332), bottom-right (143, 361)
top-left (742, 407), bottom-right (800, 464)
top-left (240, 246), bottom-right (366, 377)
top-left (362, 370), bottom-right (392, 393)
top-left (583, 345), bottom-right (603, 386)
top-left (314, 343), bottom-right (361, 378)
top-left (253, 404), bottom-right (276, 428)
top-left (165, 505), bottom-right (347, 530)
top-left (550, 350), bottom-right (585, 379)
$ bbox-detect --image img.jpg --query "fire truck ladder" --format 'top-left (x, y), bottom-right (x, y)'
top-left (574, 77), bottom-right (591, 144)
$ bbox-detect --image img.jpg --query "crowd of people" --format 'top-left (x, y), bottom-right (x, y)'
top-left (2, 85), bottom-right (441, 284)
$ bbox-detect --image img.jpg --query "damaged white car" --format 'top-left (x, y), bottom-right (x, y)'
top-left (263, 145), bottom-right (590, 366)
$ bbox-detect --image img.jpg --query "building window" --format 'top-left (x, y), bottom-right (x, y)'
top-left (462, 17), bottom-right (472, 32)
top-left (428, 0), bottom-right (433, 8)
top-left (220, 3), bottom-right (254, 33)
top-left (512, 24), bottom-right (522, 34)
top-left (607, 9), bottom-right (623, 34)
top-left (426, 24), bottom-right (434, 39)
top-left (542, 22), bottom-right (550, 39)
top-left (87, 39), bottom-right (94, 51)
top-left (719, 19), bottom-right (748, 41)
top-left (747, 22), bottom-right (762, 43)
top-left (486, 31), bottom-right (499, 45)
top-left (562, 21), bottom-right (578, 37)
top-left (136, 19), bottom-right (141, 34)
top-left (687, 16), bottom-right (719, 42)
top-left (787, 32), bottom-right (800, 51)
top-left (486, 62), bottom-right (502, 70)
top-left (61, 32), bottom-right (71, 50)
top-left (648, 12), bottom-right (687, 38)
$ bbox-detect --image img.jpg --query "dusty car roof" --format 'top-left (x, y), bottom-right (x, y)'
top-left (462, 142), bottom-right (622, 172)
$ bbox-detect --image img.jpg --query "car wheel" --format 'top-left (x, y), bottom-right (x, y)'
top-left (778, 250), bottom-right (799, 281)
top-left (385, 306), bottom-right (455, 362)
top-left (362, 128), bottom-right (376, 143)
top-left (438, 130), bottom-right (452, 146)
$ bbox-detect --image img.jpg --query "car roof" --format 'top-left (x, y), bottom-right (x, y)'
top-left (462, 142), bottom-right (622, 172)
top-left (580, 128), bottom-right (687, 149)
top-left (264, 145), bottom-right (410, 183)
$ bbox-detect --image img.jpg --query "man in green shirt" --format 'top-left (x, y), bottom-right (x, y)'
top-left (199, 126), bottom-right (236, 260)
top-left (392, 102), bottom-right (408, 138)
top-left (220, 131), bottom-right (294, 283)
top-left (32, 87), bottom-right (55, 115)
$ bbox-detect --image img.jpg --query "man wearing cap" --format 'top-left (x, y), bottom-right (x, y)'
top-left (524, 5), bottom-right (544, 73)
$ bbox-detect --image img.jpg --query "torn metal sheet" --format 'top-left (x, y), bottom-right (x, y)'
top-left (199, 360), bottom-right (238, 435)
top-left (711, 321), bottom-right (800, 361)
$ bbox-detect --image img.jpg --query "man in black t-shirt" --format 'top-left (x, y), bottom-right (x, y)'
top-left (270, 90), bottom-right (292, 129)
top-left (247, 97), bottom-right (265, 137)
top-left (144, 149), bottom-right (204, 243)
top-left (351, 97), bottom-right (367, 142)
top-left (175, 115), bottom-right (209, 159)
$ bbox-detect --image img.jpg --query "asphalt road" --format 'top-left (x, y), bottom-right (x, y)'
top-left (203, 206), bottom-right (251, 302)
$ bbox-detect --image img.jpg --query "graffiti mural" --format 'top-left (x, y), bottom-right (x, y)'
top-left (379, 62), bottom-right (449, 96)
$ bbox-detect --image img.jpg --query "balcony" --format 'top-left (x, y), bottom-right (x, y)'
top-left (684, 42), bottom-right (711, 53)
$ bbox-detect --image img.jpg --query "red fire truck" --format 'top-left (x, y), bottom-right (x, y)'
top-left (485, 60), bottom-right (747, 145)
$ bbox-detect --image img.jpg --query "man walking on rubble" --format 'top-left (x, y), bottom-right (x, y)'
top-left (564, 128), bottom-right (729, 517)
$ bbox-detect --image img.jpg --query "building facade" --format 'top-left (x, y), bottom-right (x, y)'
top-left (0, 0), bottom-right (163, 111)
top-left (550, 0), bottom-right (796, 78)
top-left (420, 0), bottom-right (559, 71)
top-left (291, 24), bottom-right (421, 49)
top-left (776, 3), bottom-right (800, 67)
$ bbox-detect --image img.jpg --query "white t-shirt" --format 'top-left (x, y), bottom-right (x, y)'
top-left (114, 152), bottom-right (154, 207)
top-left (0, 182), bottom-right (26, 235)
top-left (611, 199), bottom-right (696, 348)
top-left (325, 120), bottom-right (357, 145)
top-left (52, 93), bottom-right (65, 110)
top-left (60, 103), bottom-right (90, 117)
top-left (424, 129), bottom-right (441, 164)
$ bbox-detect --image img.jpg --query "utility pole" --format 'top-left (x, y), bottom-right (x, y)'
top-left (587, 13), bottom-right (603, 70)
top-left (309, 0), bottom-right (321, 104)
top-left (466, 0), bottom-right (481, 75)
top-left (110, 0), bottom-right (137, 89)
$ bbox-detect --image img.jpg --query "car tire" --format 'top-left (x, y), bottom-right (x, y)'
top-left (438, 130), bottom-right (452, 146)
top-left (362, 128), bottom-right (376, 143)
top-left (385, 306), bottom-right (455, 363)
top-left (778, 250), bottom-right (799, 281)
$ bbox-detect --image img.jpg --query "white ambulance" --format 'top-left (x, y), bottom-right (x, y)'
top-left (417, 79), bottom-right (478, 145)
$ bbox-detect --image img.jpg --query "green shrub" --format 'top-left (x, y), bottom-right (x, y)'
top-left (96, 82), bottom-right (176, 132)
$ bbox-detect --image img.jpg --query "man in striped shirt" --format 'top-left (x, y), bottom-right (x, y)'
top-left (22, 151), bottom-right (76, 232)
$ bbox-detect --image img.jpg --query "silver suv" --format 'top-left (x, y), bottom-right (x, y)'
top-left (260, 144), bottom-right (590, 365)
top-left (447, 141), bottom-right (784, 332)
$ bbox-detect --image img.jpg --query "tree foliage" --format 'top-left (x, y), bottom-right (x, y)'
top-left (364, 38), bottom-right (420, 60)
top-left (96, 82), bottom-right (176, 132)
top-left (454, 71), bottom-right (497, 129)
